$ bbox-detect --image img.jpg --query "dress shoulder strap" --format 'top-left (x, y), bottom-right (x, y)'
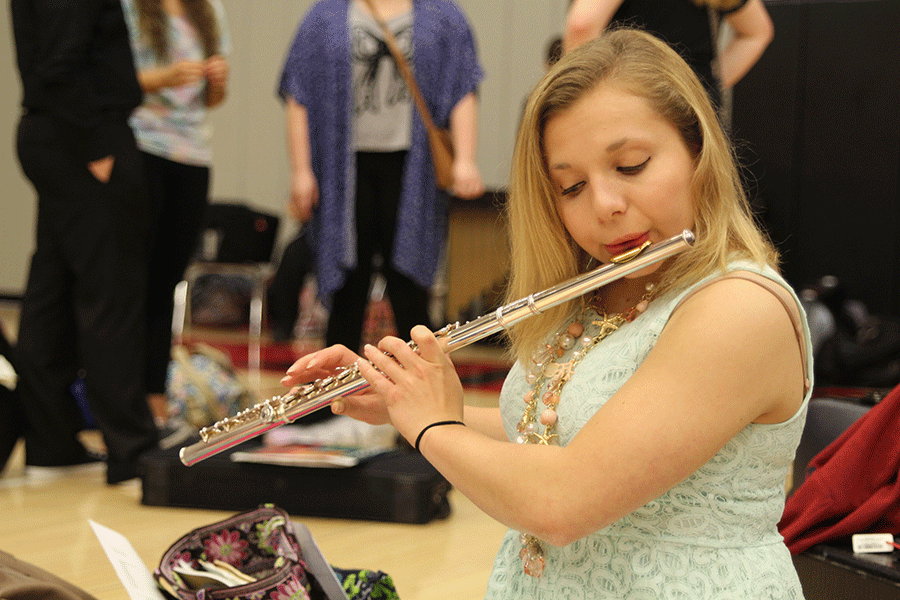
top-left (673, 270), bottom-right (811, 394)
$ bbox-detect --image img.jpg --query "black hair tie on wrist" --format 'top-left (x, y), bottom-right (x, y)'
top-left (414, 420), bottom-right (465, 452)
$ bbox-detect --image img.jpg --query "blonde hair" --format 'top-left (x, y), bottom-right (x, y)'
top-left (504, 28), bottom-right (777, 363)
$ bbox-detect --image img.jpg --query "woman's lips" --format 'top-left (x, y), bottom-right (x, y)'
top-left (605, 233), bottom-right (649, 257)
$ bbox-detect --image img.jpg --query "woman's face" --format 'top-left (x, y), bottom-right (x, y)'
top-left (544, 82), bottom-right (696, 272)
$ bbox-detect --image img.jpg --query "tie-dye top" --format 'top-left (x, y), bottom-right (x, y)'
top-left (121, 0), bottom-right (230, 166)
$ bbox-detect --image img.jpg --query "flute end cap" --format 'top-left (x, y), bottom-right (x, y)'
top-left (178, 446), bottom-right (193, 466)
top-left (682, 230), bottom-right (695, 246)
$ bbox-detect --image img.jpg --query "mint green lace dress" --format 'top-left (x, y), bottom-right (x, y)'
top-left (484, 263), bottom-right (811, 600)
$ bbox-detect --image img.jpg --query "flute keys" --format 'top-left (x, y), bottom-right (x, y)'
top-left (260, 402), bottom-right (276, 423)
top-left (317, 376), bottom-right (336, 390)
top-left (337, 366), bottom-right (359, 381)
top-left (435, 322), bottom-right (459, 337)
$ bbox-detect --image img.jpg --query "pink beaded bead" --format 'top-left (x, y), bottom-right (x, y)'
top-left (539, 408), bottom-right (557, 426)
top-left (523, 550), bottom-right (544, 577)
top-left (567, 322), bottom-right (584, 338)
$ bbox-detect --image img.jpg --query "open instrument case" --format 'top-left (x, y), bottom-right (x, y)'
top-left (139, 441), bottom-right (451, 524)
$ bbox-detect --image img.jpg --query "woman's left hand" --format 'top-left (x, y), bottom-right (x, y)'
top-left (451, 158), bottom-right (484, 199)
top-left (357, 325), bottom-right (465, 444)
top-left (205, 55), bottom-right (230, 88)
top-left (282, 344), bottom-right (391, 425)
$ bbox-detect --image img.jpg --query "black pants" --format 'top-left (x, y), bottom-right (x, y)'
top-left (143, 152), bottom-right (210, 394)
top-left (267, 228), bottom-right (312, 338)
top-left (325, 151), bottom-right (433, 353)
top-left (15, 113), bottom-right (158, 483)
top-left (0, 325), bottom-right (22, 472)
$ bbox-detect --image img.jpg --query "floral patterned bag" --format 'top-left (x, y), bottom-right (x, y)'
top-left (154, 505), bottom-right (324, 600)
top-left (166, 343), bottom-right (251, 429)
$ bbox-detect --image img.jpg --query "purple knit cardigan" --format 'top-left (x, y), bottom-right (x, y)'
top-left (278, 0), bottom-right (484, 301)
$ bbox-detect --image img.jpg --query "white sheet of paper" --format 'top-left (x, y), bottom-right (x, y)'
top-left (88, 520), bottom-right (167, 600)
top-left (293, 522), bottom-right (351, 600)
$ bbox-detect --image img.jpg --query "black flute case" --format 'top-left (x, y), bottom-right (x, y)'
top-left (140, 442), bottom-right (451, 524)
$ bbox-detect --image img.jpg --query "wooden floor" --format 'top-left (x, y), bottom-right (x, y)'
top-left (0, 300), bottom-right (508, 600)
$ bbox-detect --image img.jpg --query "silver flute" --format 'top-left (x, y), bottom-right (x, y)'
top-left (180, 230), bottom-right (695, 466)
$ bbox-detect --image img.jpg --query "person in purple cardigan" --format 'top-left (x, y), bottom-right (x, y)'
top-left (278, 0), bottom-right (485, 361)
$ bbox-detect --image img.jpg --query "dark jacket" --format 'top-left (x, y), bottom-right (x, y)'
top-left (779, 383), bottom-right (900, 554)
top-left (11, 0), bottom-right (143, 162)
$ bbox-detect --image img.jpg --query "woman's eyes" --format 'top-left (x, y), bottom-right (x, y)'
top-left (558, 157), bottom-right (651, 196)
top-left (560, 181), bottom-right (585, 196)
top-left (618, 156), bottom-right (651, 175)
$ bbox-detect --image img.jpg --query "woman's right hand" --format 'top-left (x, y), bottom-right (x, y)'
top-left (289, 169), bottom-right (319, 223)
top-left (281, 345), bottom-right (391, 425)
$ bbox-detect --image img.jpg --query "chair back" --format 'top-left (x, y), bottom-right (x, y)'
top-left (198, 202), bottom-right (280, 264)
top-left (790, 397), bottom-right (871, 495)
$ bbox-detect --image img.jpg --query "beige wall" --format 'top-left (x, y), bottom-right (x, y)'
top-left (0, 0), bottom-right (568, 295)
top-left (1, 12), bottom-right (37, 297)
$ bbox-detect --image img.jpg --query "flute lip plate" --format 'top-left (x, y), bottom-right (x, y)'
top-left (610, 240), bottom-right (652, 264)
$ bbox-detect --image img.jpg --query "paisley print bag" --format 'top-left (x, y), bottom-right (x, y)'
top-left (155, 505), bottom-right (321, 600)
top-left (155, 505), bottom-right (400, 600)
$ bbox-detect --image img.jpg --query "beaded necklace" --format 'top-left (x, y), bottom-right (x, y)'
top-left (516, 282), bottom-right (657, 578)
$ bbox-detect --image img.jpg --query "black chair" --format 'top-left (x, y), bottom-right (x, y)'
top-left (788, 394), bottom-right (900, 599)
top-left (173, 202), bottom-right (280, 384)
top-left (789, 396), bottom-right (871, 496)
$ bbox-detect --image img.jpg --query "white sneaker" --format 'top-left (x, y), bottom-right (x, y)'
top-left (24, 459), bottom-right (105, 483)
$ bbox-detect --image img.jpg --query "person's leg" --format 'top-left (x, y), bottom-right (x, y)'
top-left (14, 223), bottom-right (86, 465)
top-left (374, 151), bottom-right (433, 341)
top-left (142, 151), bottom-right (169, 424)
top-left (324, 153), bottom-right (380, 354)
top-left (70, 122), bottom-right (157, 483)
top-left (0, 384), bottom-right (23, 474)
top-left (143, 153), bottom-right (209, 427)
top-left (384, 270), bottom-right (432, 340)
top-left (0, 325), bottom-right (23, 472)
top-left (14, 114), bottom-right (96, 467)
top-left (268, 230), bottom-right (312, 342)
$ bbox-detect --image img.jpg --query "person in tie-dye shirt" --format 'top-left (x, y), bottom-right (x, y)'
top-left (121, 0), bottom-right (231, 448)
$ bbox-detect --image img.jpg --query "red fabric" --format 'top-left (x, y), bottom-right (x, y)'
top-left (778, 384), bottom-right (900, 554)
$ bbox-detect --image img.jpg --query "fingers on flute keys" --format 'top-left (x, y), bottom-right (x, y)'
top-left (362, 337), bottom-right (408, 386)
top-left (282, 344), bottom-right (357, 386)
